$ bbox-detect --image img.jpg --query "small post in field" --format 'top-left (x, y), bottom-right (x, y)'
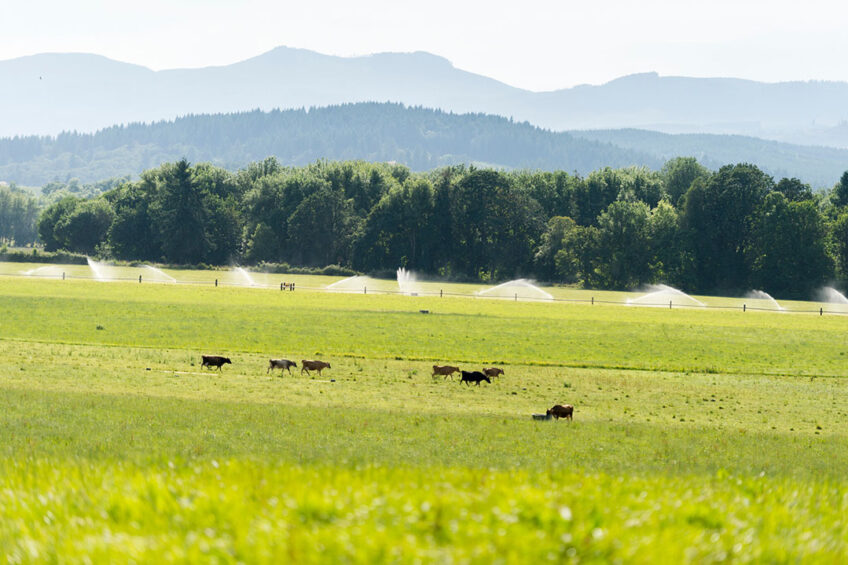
top-left (591, 296), bottom-right (594, 305)
top-left (669, 300), bottom-right (672, 309)
top-left (364, 286), bottom-right (367, 294)
top-left (743, 303), bottom-right (746, 312)
top-left (214, 279), bottom-right (218, 287)
top-left (62, 272), bottom-right (65, 280)
top-left (821, 307), bottom-right (823, 316)
top-left (291, 282), bottom-right (295, 291)
top-left (515, 293), bottom-right (518, 301)
top-left (139, 275), bottom-right (142, 284)
top-left (440, 289), bottom-right (443, 298)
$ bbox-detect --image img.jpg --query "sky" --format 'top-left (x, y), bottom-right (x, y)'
top-left (2, 0), bottom-right (847, 91)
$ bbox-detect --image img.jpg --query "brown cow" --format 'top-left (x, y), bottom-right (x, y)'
top-left (483, 367), bottom-right (504, 378)
top-left (201, 355), bottom-right (231, 371)
top-left (547, 404), bottom-right (573, 421)
top-left (268, 359), bottom-right (297, 374)
top-left (432, 365), bottom-right (460, 379)
top-left (301, 360), bottom-right (331, 376)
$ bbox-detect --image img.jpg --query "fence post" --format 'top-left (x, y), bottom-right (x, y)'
top-left (215, 279), bottom-right (218, 287)
top-left (364, 286), bottom-right (367, 295)
top-left (821, 307), bottom-right (823, 316)
top-left (515, 293), bottom-right (518, 301)
top-left (139, 275), bottom-right (142, 284)
top-left (669, 300), bottom-right (672, 309)
top-left (62, 272), bottom-right (65, 280)
top-left (591, 296), bottom-right (594, 305)
top-left (440, 289), bottom-right (443, 298)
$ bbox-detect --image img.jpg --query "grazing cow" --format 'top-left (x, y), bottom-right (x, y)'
top-left (483, 367), bottom-right (504, 378)
top-left (201, 355), bottom-right (232, 371)
top-left (547, 404), bottom-right (574, 421)
top-left (432, 365), bottom-right (460, 379)
top-left (301, 360), bottom-right (331, 376)
top-left (268, 359), bottom-right (297, 374)
top-left (460, 370), bottom-right (491, 386)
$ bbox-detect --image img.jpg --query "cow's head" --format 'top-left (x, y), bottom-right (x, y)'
top-left (224, 358), bottom-right (232, 364)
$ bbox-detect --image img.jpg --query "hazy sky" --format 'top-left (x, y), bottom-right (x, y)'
top-left (2, 0), bottom-right (846, 91)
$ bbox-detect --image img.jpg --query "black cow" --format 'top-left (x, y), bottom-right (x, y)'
top-left (460, 370), bottom-right (491, 386)
top-left (201, 355), bottom-right (232, 371)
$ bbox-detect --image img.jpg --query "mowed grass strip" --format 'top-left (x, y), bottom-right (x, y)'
top-left (2, 278), bottom-right (848, 376)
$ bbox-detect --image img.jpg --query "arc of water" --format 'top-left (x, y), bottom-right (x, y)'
top-left (235, 267), bottom-right (256, 286)
top-left (476, 279), bottom-right (554, 300)
top-left (143, 265), bottom-right (177, 282)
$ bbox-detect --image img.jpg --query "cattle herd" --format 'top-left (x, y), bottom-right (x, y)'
top-left (200, 355), bottom-right (573, 421)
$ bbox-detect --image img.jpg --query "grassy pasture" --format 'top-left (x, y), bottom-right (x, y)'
top-left (2, 270), bottom-right (848, 561)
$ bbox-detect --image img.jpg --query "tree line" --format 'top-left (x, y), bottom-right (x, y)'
top-left (25, 157), bottom-right (848, 298)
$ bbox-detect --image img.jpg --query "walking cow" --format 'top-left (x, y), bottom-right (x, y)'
top-left (201, 355), bottom-right (232, 371)
top-left (301, 360), bottom-right (331, 376)
top-left (268, 359), bottom-right (297, 375)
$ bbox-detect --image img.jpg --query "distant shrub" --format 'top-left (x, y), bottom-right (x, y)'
top-left (0, 249), bottom-right (87, 265)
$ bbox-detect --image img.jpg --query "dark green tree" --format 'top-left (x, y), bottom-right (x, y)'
top-left (661, 157), bottom-right (710, 206)
top-left (775, 177), bottom-right (814, 202)
top-left (749, 193), bottom-right (832, 297)
top-left (681, 163), bottom-right (774, 292)
top-left (831, 171), bottom-right (848, 208)
top-left (152, 159), bottom-right (210, 264)
top-left (594, 200), bottom-right (652, 289)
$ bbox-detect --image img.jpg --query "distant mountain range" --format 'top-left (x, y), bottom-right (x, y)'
top-left (2, 47), bottom-right (848, 148)
top-left (1, 103), bottom-right (846, 188)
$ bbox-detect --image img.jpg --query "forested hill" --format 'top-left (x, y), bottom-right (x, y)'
top-left (571, 129), bottom-right (848, 187)
top-left (2, 103), bottom-right (848, 187)
top-left (0, 104), bottom-right (658, 186)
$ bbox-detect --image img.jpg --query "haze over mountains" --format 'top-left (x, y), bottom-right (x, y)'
top-left (3, 46), bottom-right (848, 147)
top-left (2, 103), bottom-right (847, 187)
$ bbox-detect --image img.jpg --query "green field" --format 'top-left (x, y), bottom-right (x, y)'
top-left (2, 267), bottom-right (848, 562)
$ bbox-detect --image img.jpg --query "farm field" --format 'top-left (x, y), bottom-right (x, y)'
top-left (2, 268), bottom-right (848, 561)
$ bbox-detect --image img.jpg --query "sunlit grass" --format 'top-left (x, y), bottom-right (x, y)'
top-left (2, 271), bottom-right (848, 561)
